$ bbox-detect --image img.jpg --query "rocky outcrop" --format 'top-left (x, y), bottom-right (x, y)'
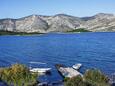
top-left (0, 13), bottom-right (115, 33)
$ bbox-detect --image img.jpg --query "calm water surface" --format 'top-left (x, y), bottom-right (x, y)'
top-left (0, 32), bottom-right (115, 82)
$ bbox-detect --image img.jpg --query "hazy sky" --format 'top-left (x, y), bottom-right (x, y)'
top-left (0, 0), bottom-right (115, 18)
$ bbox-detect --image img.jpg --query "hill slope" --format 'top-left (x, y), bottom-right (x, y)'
top-left (0, 13), bottom-right (115, 33)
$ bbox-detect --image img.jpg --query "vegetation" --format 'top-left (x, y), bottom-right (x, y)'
top-left (64, 69), bottom-right (110, 86)
top-left (67, 28), bottom-right (91, 32)
top-left (64, 75), bottom-right (90, 86)
top-left (0, 28), bottom-right (91, 35)
top-left (0, 30), bottom-right (43, 35)
top-left (84, 69), bottom-right (110, 86)
top-left (0, 63), bottom-right (38, 86)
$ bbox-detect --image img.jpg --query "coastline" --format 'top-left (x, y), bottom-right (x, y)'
top-left (0, 30), bottom-right (115, 36)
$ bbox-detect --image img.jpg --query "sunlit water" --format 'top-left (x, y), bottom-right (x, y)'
top-left (0, 32), bottom-right (115, 82)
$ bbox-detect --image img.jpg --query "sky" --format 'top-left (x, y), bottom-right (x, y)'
top-left (0, 0), bottom-right (115, 18)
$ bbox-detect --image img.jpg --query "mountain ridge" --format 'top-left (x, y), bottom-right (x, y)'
top-left (0, 13), bottom-right (115, 33)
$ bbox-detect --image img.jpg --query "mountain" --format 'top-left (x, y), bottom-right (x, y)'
top-left (0, 13), bottom-right (115, 33)
top-left (82, 13), bottom-right (115, 31)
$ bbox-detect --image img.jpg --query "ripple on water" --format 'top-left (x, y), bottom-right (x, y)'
top-left (0, 32), bottom-right (115, 81)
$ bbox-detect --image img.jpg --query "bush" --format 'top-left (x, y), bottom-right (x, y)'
top-left (0, 63), bottom-right (38, 86)
top-left (84, 69), bottom-right (110, 86)
top-left (64, 75), bottom-right (89, 86)
top-left (64, 69), bottom-right (110, 86)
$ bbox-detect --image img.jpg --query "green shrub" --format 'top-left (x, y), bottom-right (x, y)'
top-left (84, 69), bottom-right (110, 86)
top-left (0, 63), bottom-right (38, 86)
top-left (64, 75), bottom-right (88, 86)
top-left (64, 69), bottom-right (110, 86)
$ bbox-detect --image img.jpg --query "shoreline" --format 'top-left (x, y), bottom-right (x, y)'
top-left (0, 31), bottom-right (115, 36)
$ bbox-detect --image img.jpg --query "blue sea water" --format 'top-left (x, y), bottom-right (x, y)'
top-left (0, 32), bottom-right (115, 82)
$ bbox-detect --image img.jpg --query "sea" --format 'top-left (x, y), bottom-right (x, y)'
top-left (0, 32), bottom-right (115, 83)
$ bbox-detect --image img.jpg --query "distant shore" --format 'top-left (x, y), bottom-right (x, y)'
top-left (0, 30), bottom-right (44, 36)
top-left (0, 29), bottom-right (115, 36)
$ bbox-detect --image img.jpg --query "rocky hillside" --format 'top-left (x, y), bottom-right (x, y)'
top-left (0, 13), bottom-right (115, 33)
